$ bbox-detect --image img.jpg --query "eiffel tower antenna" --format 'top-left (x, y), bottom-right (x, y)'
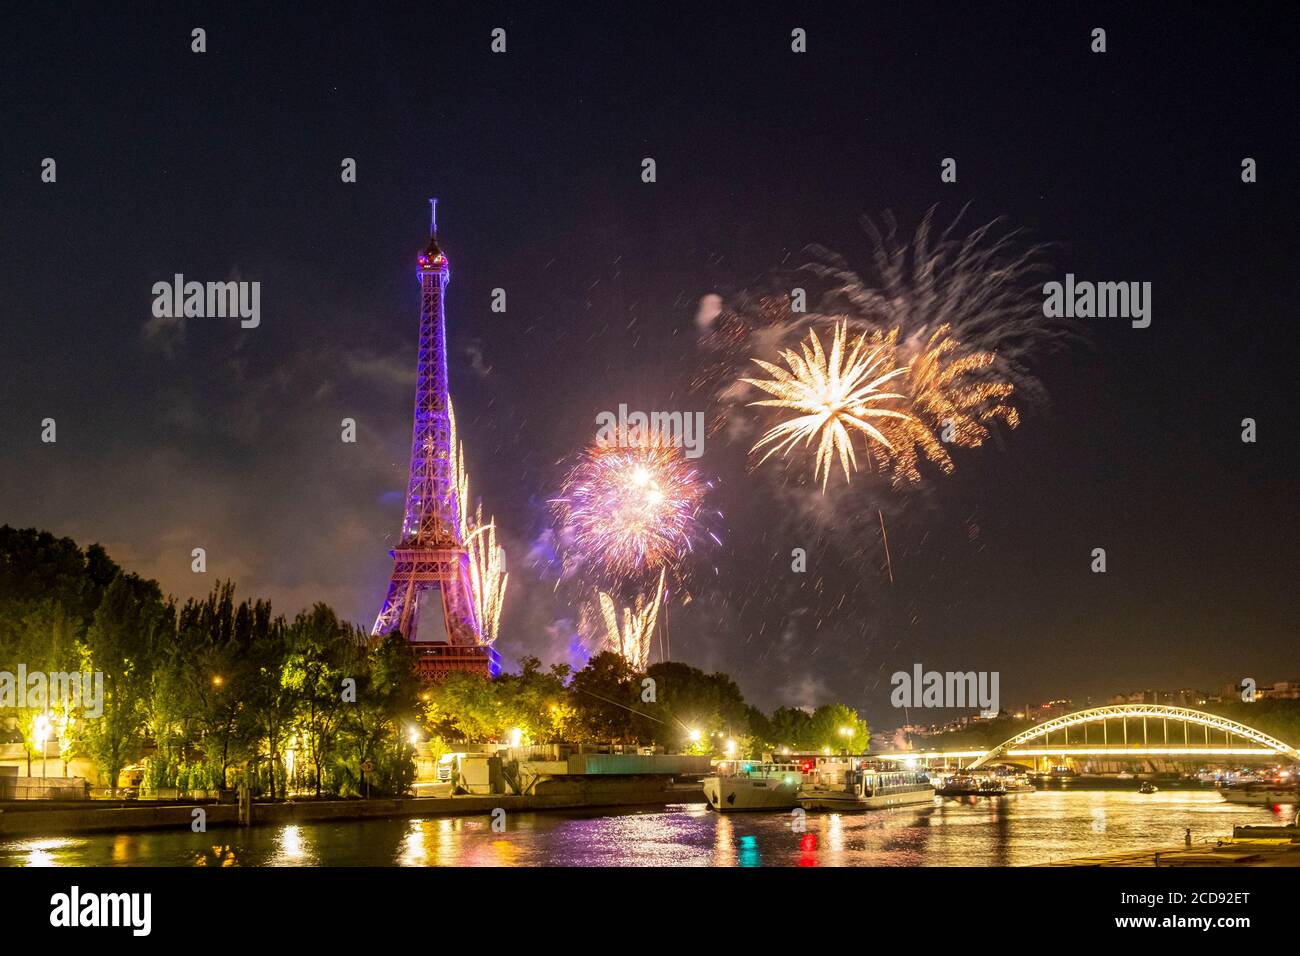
top-left (429, 197), bottom-right (438, 238)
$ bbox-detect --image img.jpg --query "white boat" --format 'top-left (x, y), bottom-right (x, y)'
top-left (1219, 783), bottom-right (1300, 805)
top-left (702, 761), bottom-right (804, 811)
top-left (798, 767), bottom-right (935, 812)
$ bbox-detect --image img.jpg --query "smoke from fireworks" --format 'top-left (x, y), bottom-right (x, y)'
top-left (742, 322), bottom-right (913, 490)
top-left (551, 435), bottom-right (709, 589)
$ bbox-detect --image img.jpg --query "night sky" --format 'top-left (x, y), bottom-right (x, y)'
top-left (2, 3), bottom-right (1296, 726)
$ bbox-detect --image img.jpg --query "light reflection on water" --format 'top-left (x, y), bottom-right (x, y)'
top-left (0, 791), bottom-right (1286, 868)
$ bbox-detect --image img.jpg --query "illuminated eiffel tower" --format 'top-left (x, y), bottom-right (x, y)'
top-left (372, 201), bottom-right (500, 678)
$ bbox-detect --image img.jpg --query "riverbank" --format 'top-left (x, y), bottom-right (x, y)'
top-left (1035, 825), bottom-right (1300, 867)
top-left (0, 780), bottom-right (705, 837)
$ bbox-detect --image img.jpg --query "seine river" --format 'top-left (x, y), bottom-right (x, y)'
top-left (2, 789), bottom-right (1289, 867)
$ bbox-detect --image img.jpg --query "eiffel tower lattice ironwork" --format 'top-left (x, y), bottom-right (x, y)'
top-left (371, 201), bottom-right (500, 678)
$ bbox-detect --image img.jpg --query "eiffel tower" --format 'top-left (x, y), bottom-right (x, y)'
top-left (372, 201), bottom-right (500, 679)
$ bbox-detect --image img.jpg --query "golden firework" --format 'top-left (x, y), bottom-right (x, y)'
top-left (872, 325), bottom-right (1019, 486)
top-left (594, 569), bottom-right (666, 672)
top-left (742, 321), bottom-right (912, 489)
top-left (448, 401), bottom-right (508, 645)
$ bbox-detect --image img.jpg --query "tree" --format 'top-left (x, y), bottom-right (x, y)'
top-left (424, 669), bottom-right (501, 742)
top-left (281, 604), bottom-right (354, 796)
top-left (241, 614), bottom-right (293, 798)
top-left (341, 632), bottom-right (421, 797)
top-left (803, 703), bottom-right (869, 753)
top-left (495, 655), bottom-right (573, 743)
top-left (80, 573), bottom-right (171, 789)
top-left (767, 706), bottom-right (813, 751)
top-left (568, 652), bottom-right (644, 743)
top-left (642, 661), bottom-right (754, 751)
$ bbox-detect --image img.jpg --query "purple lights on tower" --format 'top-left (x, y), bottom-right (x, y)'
top-left (371, 202), bottom-right (500, 679)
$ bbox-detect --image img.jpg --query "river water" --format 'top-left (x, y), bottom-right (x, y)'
top-left (1, 790), bottom-right (1288, 867)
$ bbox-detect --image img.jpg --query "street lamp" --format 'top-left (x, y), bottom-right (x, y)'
top-left (33, 714), bottom-right (51, 779)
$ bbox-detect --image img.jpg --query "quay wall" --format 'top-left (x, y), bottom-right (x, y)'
top-left (0, 779), bottom-right (705, 838)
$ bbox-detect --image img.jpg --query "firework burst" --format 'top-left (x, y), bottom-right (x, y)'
top-left (742, 321), bottom-right (913, 490)
top-left (449, 401), bottom-right (508, 645)
top-left (551, 435), bottom-right (708, 587)
top-left (464, 512), bottom-right (507, 646)
top-left (702, 207), bottom-right (1058, 492)
top-left (803, 205), bottom-right (1066, 403)
top-left (860, 325), bottom-right (1019, 487)
top-left (590, 569), bottom-right (666, 671)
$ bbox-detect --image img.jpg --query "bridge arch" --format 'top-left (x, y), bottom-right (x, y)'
top-left (967, 704), bottom-right (1300, 770)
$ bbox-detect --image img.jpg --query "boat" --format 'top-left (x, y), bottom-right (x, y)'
top-left (1219, 781), bottom-right (1300, 806)
top-left (702, 761), bottom-right (804, 811)
top-left (936, 774), bottom-right (1006, 797)
top-left (1139, 782), bottom-right (1158, 794)
top-left (798, 767), bottom-right (934, 812)
top-left (996, 772), bottom-right (1035, 794)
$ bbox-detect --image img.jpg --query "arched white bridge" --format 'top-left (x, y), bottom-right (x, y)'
top-left (876, 705), bottom-right (1300, 770)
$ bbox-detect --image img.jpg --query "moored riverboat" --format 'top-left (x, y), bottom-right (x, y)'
top-left (1219, 781), bottom-right (1300, 805)
top-left (936, 774), bottom-right (1005, 797)
top-left (702, 761), bottom-right (804, 811)
top-left (798, 768), bottom-right (934, 812)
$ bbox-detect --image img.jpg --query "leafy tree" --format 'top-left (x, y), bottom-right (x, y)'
top-left (767, 706), bottom-right (813, 751)
top-left (79, 573), bottom-right (171, 789)
top-left (241, 614), bottom-right (294, 798)
top-left (803, 704), bottom-right (869, 753)
top-left (641, 661), bottom-right (753, 750)
top-left (495, 655), bottom-right (573, 743)
top-left (568, 652), bottom-right (643, 743)
top-left (424, 669), bottom-right (501, 741)
top-left (340, 632), bottom-right (421, 797)
top-left (282, 604), bottom-right (355, 796)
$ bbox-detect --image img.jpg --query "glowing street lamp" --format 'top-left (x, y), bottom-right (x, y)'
top-left (688, 728), bottom-right (701, 744)
top-left (33, 714), bottom-right (51, 779)
top-left (509, 728), bottom-right (523, 748)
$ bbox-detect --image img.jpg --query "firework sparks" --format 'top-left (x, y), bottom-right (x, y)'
top-left (465, 510), bottom-right (508, 646)
top-left (742, 321), bottom-right (913, 489)
top-left (594, 569), bottom-right (666, 671)
top-left (701, 210), bottom-right (1057, 495)
top-left (449, 401), bottom-right (508, 645)
top-left (551, 435), bottom-right (708, 586)
top-left (804, 206), bottom-right (1066, 403)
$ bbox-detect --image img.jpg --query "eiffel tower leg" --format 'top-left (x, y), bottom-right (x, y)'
top-left (372, 575), bottom-right (409, 637)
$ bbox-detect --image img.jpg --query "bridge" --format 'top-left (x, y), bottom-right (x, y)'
top-left (873, 705), bottom-right (1300, 772)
